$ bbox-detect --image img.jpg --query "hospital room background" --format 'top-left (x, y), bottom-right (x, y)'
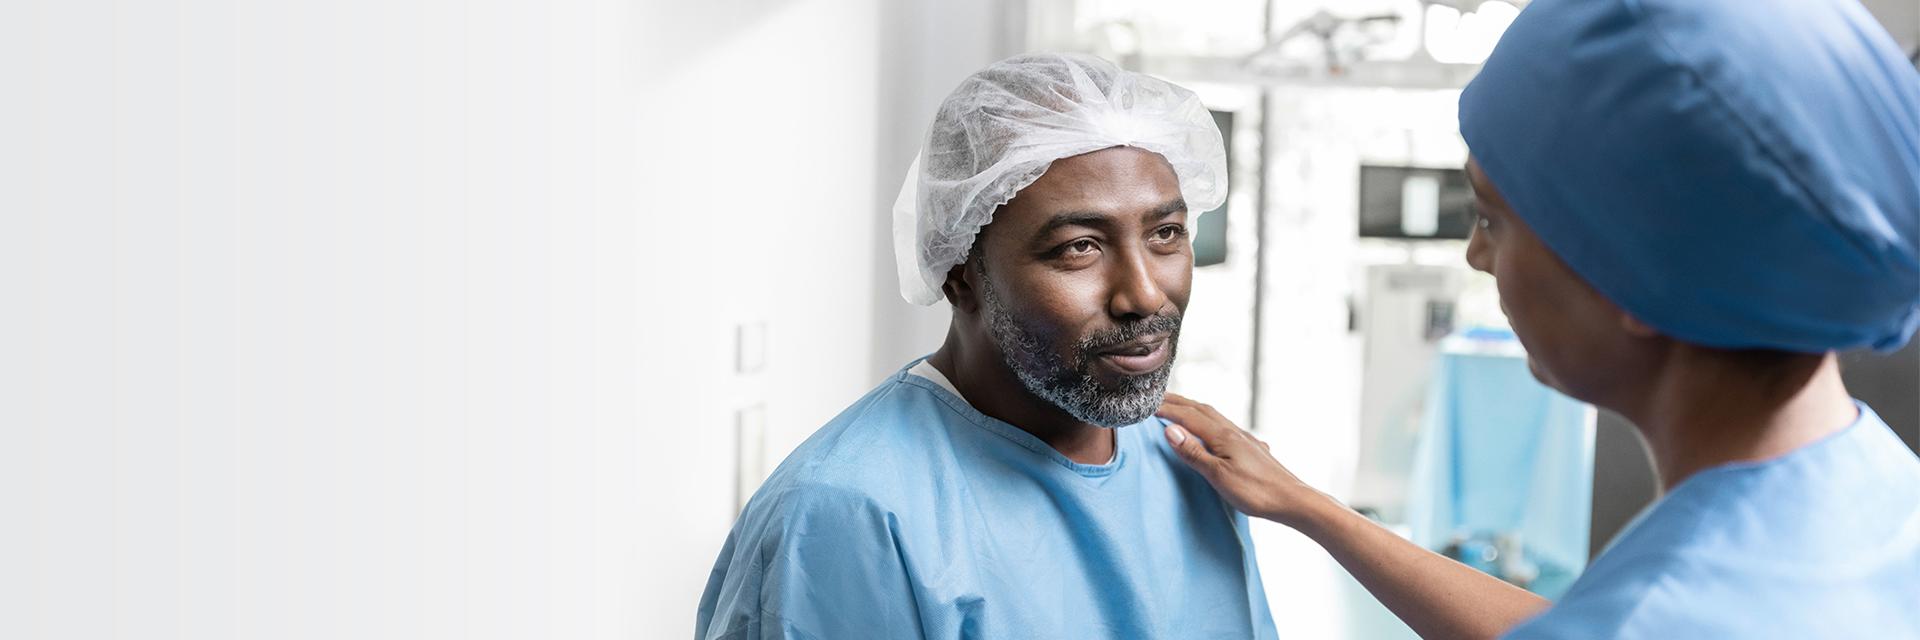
top-left (10, 1), bottom-right (1916, 639)
top-left (656, 1), bottom-right (1919, 636)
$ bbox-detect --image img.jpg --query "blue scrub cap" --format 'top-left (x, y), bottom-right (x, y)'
top-left (1460, 0), bottom-right (1920, 353)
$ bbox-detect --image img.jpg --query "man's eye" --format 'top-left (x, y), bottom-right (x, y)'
top-left (1064, 239), bottom-right (1098, 255)
top-left (1153, 224), bottom-right (1188, 242)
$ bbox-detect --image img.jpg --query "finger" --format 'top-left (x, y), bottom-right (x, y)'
top-left (1162, 393), bottom-right (1213, 415)
top-left (1163, 393), bottom-right (1233, 432)
top-left (1154, 399), bottom-right (1239, 443)
top-left (1162, 423), bottom-right (1221, 475)
top-left (1189, 401), bottom-right (1261, 449)
top-left (1196, 401), bottom-right (1231, 425)
top-left (1154, 402), bottom-right (1228, 441)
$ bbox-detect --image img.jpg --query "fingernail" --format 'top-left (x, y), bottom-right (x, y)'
top-left (1167, 425), bottom-right (1187, 445)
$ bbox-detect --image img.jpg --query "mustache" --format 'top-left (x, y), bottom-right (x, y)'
top-left (1075, 311), bottom-right (1183, 355)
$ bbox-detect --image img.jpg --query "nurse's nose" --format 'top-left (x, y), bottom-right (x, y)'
top-left (1466, 218), bottom-right (1494, 275)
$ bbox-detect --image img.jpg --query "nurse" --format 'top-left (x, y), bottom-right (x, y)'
top-left (1159, 0), bottom-right (1920, 637)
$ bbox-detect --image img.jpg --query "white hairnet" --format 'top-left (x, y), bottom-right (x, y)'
top-left (892, 53), bottom-right (1228, 306)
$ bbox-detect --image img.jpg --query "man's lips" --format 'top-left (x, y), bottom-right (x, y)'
top-left (1099, 334), bottom-right (1167, 356)
top-left (1095, 334), bottom-right (1172, 375)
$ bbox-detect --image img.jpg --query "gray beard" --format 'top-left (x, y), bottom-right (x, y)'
top-left (979, 268), bottom-right (1180, 428)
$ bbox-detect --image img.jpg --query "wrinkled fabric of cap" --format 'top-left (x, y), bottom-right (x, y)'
top-left (1460, 0), bottom-right (1920, 353)
top-left (892, 53), bottom-right (1228, 306)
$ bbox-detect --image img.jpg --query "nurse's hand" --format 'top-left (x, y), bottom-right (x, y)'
top-left (1156, 393), bottom-right (1326, 527)
top-left (1160, 393), bottom-right (1551, 640)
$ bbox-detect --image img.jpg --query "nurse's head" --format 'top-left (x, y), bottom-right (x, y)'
top-left (1461, 158), bottom-right (1658, 403)
top-left (891, 53), bottom-right (1227, 427)
top-left (1461, 158), bottom-right (1815, 406)
top-left (1458, 0), bottom-right (1920, 407)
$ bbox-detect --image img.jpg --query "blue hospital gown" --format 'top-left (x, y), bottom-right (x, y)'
top-left (1505, 402), bottom-right (1920, 638)
top-left (696, 359), bottom-right (1279, 639)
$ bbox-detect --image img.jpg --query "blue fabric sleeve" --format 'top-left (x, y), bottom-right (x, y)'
top-left (698, 485), bottom-right (925, 640)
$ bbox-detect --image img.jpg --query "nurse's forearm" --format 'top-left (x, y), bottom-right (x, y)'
top-left (1154, 396), bottom-right (1551, 636)
top-left (1295, 494), bottom-right (1550, 640)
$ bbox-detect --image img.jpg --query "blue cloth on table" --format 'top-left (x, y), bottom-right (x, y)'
top-left (1408, 341), bottom-right (1594, 597)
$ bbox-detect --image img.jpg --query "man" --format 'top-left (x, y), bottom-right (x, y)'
top-left (1156, 0), bottom-right (1920, 638)
top-left (695, 53), bottom-right (1279, 639)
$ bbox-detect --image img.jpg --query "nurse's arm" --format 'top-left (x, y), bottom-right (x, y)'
top-left (1157, 394), bottom-right (1550, 640)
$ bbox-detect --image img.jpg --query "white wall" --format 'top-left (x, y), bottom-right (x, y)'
top-left (641, 0), bottom-right (1011, 625)
top-left (5, 1), bottom-right (1013, 639)
top-left (9, 2), bottom-right (649, 638)
top-left (636, 0), bottom-right (900, 632)
top-left (867, 1), bottom-right (1018, 379)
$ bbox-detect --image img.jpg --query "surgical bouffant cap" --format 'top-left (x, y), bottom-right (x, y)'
top-left (892, 53), bottom-right (1227, 305)
top-left (1461, 0), bottom-right (1920, 352)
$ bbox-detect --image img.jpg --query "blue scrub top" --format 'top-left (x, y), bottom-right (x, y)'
top-left (1505, 402), bottom-right (1920, 638)
top-left (696, 359), bottom-right (1279, 639)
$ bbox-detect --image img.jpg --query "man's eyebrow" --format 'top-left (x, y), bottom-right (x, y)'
top-left (1143, 198), bottom-right (1188, 222)
top-left (1034, 198), bottom-right (1190, 238)
top-left (1035, 211), bottom-right (1114, 238)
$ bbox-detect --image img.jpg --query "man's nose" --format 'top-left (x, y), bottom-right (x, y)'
top-left (1108, 250), bottom-right (1171, 320)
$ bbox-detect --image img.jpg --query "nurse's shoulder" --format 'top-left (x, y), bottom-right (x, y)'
top-left (1508, 410), bottom-right (1920, 639)
top-left (1501, 532), bottom-right (1753, 639)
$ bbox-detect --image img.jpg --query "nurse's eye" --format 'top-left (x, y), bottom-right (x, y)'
top-left (1473, 207), bottom-right (1494, 232)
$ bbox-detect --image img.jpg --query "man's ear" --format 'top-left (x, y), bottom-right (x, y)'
top-left (943, 260), bottom-right (980, 314)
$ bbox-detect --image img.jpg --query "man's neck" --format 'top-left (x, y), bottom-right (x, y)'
top-left (1618, 352), bottom-right (1856, 493)
top-left (928, 336), bottom-right (1115, 465)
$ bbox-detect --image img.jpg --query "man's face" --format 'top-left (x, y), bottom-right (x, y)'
top-left (966, 146), bottom-right (1192, 427)
top-left (1464, 157), bottom-right (1651, 403)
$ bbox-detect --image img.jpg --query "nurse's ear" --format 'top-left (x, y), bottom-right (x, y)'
top-left (942, 259), bottom-right (981, 314)
top-left (1620, 313), bottom-right (1661, 339)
